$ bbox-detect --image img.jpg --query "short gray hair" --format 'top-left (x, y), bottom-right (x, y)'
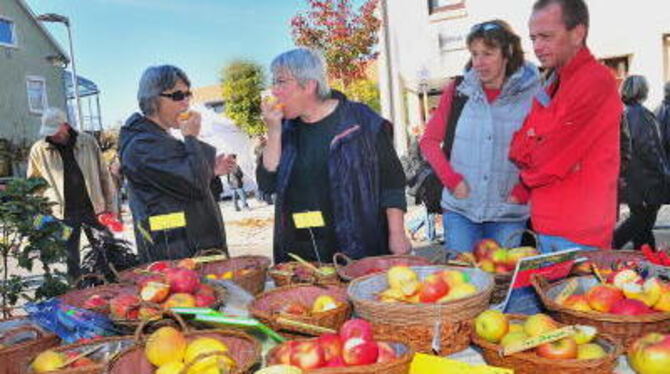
top-left (621, 75), bottom-right (649, 104)
top-left (41, 107), bottom-right (67, 128)
top-left (270, 48), bottom-right (331, 100)
top-left (137, 65), bottom-right (190, 116)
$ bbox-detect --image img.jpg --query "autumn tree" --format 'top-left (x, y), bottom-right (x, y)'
top-left (220, 60), bottom-right (266, 136)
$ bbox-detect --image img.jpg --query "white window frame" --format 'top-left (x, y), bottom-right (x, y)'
top-left (26, 76), bottom-right (48, 114)
top-left (0, 15), bottom-right (17, 48)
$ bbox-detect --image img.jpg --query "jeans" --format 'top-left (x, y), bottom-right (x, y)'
top-left (407, 205), bottom-right (436, 242)
top-left (232, 188), bottom-right (249, 210)
top-left (442, 211), bottom-right (526, 253)
top-left (613, 204), bottom-right (661, 249)
top-left (537, 234), bottom-right (596, 253)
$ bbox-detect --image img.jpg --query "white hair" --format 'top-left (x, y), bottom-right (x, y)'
top-left (41, 107), bottom-right (67, 128)
top-left (271, 48), bottom-right (331, 100)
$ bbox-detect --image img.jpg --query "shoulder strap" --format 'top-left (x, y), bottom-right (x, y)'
top-left (442, 75), bottom-right (467, 160)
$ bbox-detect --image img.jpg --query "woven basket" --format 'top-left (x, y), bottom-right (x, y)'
top-left (333, 253), bottom-right (432, 282)
top-left (472, 314), bottom-right (623, 374)
top-left (57, 280), bottom-right (138, 316)
top-left (25, 336), bottom-right (135, 374)
top-left (570, 250), bottom-right (645, 276)
top-left (348, 265), bottom-right (493, 355)
top-left (531, 274), bottom-right (670, 348)
top-left (266, 339), bottom-right (413, 374)
top-left (198, 255), bottom-right (271, 295)
top-left (269, 262), bottom-right (340, 287)
top-left (249, 284), bottom-right (351, 337)
top-left (0, 318), bottom-right (60, 374)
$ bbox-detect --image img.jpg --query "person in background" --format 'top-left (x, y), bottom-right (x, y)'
top-left (119, 65), bottom-right (235, 262)
top-left (613, 75), bottom-right (669, 250)
top-left (655, 81), bottom-right (670, 160)
top-left (257, 48), bottom-right (411, 263)
top-left (509, 0), bottom-right (622, 252)
top-left (226, 154), bottom-right (250, 211)
top-left (27, 107), bottom-right (115, 280)
top-left (404, 126), bottom-right (437, 243)
top-left (421, 20), bottom-right (539, 253)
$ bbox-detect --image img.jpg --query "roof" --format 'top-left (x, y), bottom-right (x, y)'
top-left (64, 71), bottom-right (99, 98)
top-left (15, 0), bottom-right (69, 63)
top-left (192, 84), bottom-right (223, 105)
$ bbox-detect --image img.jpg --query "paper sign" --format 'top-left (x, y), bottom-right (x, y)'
top-left (554, 278), bottom-right (578, 304)
top-left (410, 353), bottom-right (513, 374)
top-left (292, 211), bottom-right (325, 229)
top-left (502, 326), bottom-right (575, 355)
top-left (149, 212), bottom-right (186, 231)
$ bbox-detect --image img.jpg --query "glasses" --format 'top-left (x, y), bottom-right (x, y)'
top-left (272, 77), bottom-right (297, 87)
top-left (470, 22), bottom-right (502, 33)
top-left (159, 90), bottom-right (193, 101)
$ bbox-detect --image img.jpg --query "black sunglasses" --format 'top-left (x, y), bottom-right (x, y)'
top-left (470, 22), bottom-right (502, 33)
top-left (159, 90), bottom-right (193, 101)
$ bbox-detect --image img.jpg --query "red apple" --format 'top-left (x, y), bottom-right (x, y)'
top-left (536, 337), bottom-right (578, 360)
top-left (290, 341), bottom-right (325, 370)
top-left (324, 356), bottom-right (346, 367)
top-left (418, 274), bottom-right (449, 303)
top-left (586, 285), bottom-right (624, 312)
top-left (473, 238), bottom-right (500, 261)
top-left (147, 261), bottom-right (170, 273)
top-left (273, 341), bottom-right (296, 365)
top-left (339, 318), bottom-right (374, 342)
top-left (109, 294), bottom-right (140, 319)
top-left (317, 333), bottom-right (343, 362)
top-left (165, 268), bottom-right (200, 294)
top-left (194, 292), bottom-right (216, 307)
top-left (610, 299), bottom-right (653, 316)
top-left (376, 342), bottom-right (397, 363)
top-left (628, 333), bottom-right (670, 374)
top-left (281, 301), bottom-right (309, 316)
top-left (83, 294), bottom-right (107, 309)
top-left (342, 337), bottom-right (379, 366)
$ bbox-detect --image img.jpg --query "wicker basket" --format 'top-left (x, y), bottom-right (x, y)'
top-left (333, 253), bottom-right (432, 282)
top-left (531, 274), bottom-right (670, 348)
top-left (0, 318), bottom-right (60, 374)
top-left (25, 336), bottom-right (135, 374)
top-left (347, 265), bottom-right (493, 355)
top-left (570, 250), bottom-right (645, 276)
top-left (57, 278), bottom-right (138, 316)
top-left (266, 339), bottom-right (413, 374)
top-left (249, 284), bottom-right (351, 337)
top-left (269, 262), bottom-right (340, 287)
top-left (198, 255), bottom-right (271, 295)
top-left (471, 314), bottom-right (623, 374)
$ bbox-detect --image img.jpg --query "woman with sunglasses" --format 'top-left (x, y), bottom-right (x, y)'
top-left (119, 65), bottom-right (236, 262)
top-left (420, 20), bottom-right (540, 254)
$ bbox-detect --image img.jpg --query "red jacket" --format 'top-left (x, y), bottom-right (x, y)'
top-left (509, 48), bottom-right (622, 249)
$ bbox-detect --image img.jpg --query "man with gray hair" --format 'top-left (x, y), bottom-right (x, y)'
top-left (119, 65), bottom-right (235, 262)
top-left (27, 107), bottom-right (115, 280)
top-left (257, 48), bottom-right (411, 263)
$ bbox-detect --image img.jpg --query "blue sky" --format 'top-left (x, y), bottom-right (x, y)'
top-left (27, 0), bottom-right (312, 127)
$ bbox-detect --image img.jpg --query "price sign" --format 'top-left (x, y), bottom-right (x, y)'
top-left (292, 211), bottom-right (325, 229)
top-left (149, 212), bottom-right (186, 231)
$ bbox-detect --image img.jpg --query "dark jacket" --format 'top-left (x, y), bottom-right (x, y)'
top-left (119, 114), bottom-right (227, 262)
top-left (226, 166), bottom-right (244, 189)
top-left (656, 98), bottom-right (670, 160)
top-left (257, 91), bottom-right (402, 262)
top-left (622, 102), bottom-right (669, 206)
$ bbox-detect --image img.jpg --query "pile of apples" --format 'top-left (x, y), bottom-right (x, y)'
top-left (83, 260), bottom-right (218, 320)
top-left (272, 262), bottom-right (337, 282)
top-left (31, 349), bottom-right (97, 372)
top-left (271, 318), bottom-right (398, 370)
top-left (628, 332), bottom-right (670, 374)
top-left (205, 268), bottom-right (253, 280)
top-left (377, 266), bottom-right (477, 303)
top-left (144, 326), bottom-right (235, 374)
top-left (279, 295), bottom-right (343, 317)
top-left (460, 239), bottom-right (539, 274)
top-left (475, 310), bottom-right (608, 360)
top-left (560, 269), bottom-right (670, 315)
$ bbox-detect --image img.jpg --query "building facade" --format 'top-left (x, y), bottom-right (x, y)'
top-left (378, 0), bottom-right (670, 155)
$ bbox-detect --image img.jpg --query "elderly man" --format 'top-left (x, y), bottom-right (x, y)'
top-left (27, 107), bottom-right (114, 279)
top-left (509, 0), bottom-right (622, 251)
top-left (257, 48), bottom-right (411, 264)
top-left (119, 65), bottom-right (235, 262)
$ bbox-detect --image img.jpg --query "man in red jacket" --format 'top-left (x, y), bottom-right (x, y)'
top-left (509, 0), bottom-right (622, 251)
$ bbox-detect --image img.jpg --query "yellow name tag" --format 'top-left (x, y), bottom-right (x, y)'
top-left (149, 212), bottom-right (186, 231)
top-left (292, 211), bottom-right (325, 229)
top-left (410, 353), bottom-right (513, 374)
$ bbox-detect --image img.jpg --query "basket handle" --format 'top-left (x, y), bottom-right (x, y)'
top-left (502, 229), bottom-right (538, 250)
top-left (179, 351), bottom-right (233, 374)
top-left (74, 273), bottom-right (108, 288)
top-left (133, 308), bottom-right (189, 343)
top-left (0, 324), bottom-right (45, 341)
top-left (332, 253), bottom-right (354, 269)
top-left (194, 248), bottom-right (230, 259)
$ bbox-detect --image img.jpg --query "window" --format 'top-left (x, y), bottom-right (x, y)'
top-left (0, 17), bottom-right (16, 46)
top-left (664, 34), bottom-right (670, 83)
top-left (26, 76), bottom-right (48, 114)
top-left (428, 0), bottom-right (465, 14)
top-left (600, 56), bottom-right (629, 88)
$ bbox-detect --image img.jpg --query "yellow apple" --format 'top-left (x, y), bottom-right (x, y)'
top-left (524, 314), bottom-right (559, 337)
top-left (475, 310), bottom-right (509, 343)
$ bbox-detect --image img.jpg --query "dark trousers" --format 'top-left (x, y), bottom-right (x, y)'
top-left (613, 204), bottom-right (661, 249)
top-left (63, 212), bottom-right (101, 281)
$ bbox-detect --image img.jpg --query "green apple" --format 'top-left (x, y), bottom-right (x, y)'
top-left (475, 310), bottom-right (509, 343)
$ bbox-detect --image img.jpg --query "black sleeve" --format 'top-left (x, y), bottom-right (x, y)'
top-left (619, 113), bottom-right (632, 175)
top-left (256, 156), bottom-right (278, 193)
top-left (377, 121), bottom-right (407, 210)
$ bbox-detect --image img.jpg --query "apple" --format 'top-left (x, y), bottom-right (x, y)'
top-left (318, 334), bottom-right (343, 362)
top-left (439, 270), bottom-right (469, 288)
top-left (83, 294), bottom-right (107, 309)
top-left (523, 314), bottom-right (559, 337)
top-left (387, 266), bottom-right (420, 296)
top-left (474, 310), bottom-right (509, 343)
top-left (140, 282), bottom-right (170, 303)
top-left (220, 271), bottom-right (234, 280)
top-left (165, 268), bottom-right (200, 294)
top-left (490, 248), bottom-right (508, 265)
top-left (494, 264), bottom-right (511, 274)
top-left (418, 274), bottom-right (449, 303)
top-left (339, 318), bottom-right (374, 342)
top-left (290, 341), bottom-right (325, 370)
top-left (622, 278), bottom-right (663, 307)
top-left (138, 305), bottom-right (161, 320)
top-left (438, 283), bottom-right (477, 302)
top-left (376, 342), bottom-right (397, 363)
top-left (138, 274), bottom-right (165, 288)
top-left (163, 293), bottom-right (196, 309)
top-left (324, 356), bottom-right (346, 367)
top-left (505, 247), bottom-right (539, 267)
top-left (610, 269), bottom-right (643, 289)
top-left (536, 337), bottom-right (578, 359)
top-left (342, 338), bottom-right (379, 366)
top-left (478, 259), bottom-right (496, 273)
top-left (194, 292), bottom-right (216, 307)
top-left (628, 333), bottom-right (670, 374)
top-left (654, 292), bottom-right (670, 312)
top-left (500, 331), bottom-right (529, 348)
top-left (109, 294), bottom-right (140, 319)
top-left (473, 238), bottom-right (500, 261)
top-left (573, 325), bottom-right (597, 345)
top-left (586, 285), bottom-right (624, 312)
top-left (312, 295), bottom-right (340, 313)
top-left (147, 261), bottom-right (171, 273)
top-left (281, 302), bottom-right (309, 316)
top-left (508, 323), bottom-right (524, 334)
top-left (609, 299), bottom-right (653, 316)
top-left (577, 343), bottom-right (607, 359)
top-left (562, 294), bottom-right (592, 312)
top-left (273, 341), bottom-right (296, 365)
top-left (378, 288), bottom-right (405, 303)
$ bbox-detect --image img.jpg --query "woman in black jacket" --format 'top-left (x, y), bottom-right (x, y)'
top-left (613, 75), bottom-right (669, 249)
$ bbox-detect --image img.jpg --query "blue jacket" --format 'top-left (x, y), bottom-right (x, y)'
top-left (257, 91), bottom-right (402, 262)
